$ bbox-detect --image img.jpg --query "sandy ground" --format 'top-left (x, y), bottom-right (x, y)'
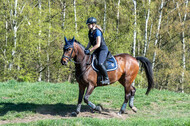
top-left (0, 107), bottom-right (136, 125)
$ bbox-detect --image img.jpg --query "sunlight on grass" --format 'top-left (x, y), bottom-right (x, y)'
top-left (0, 81), bottom-right (190, 125)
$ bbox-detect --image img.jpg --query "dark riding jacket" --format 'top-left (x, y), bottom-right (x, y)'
top-left (88, 29), bottom-right (108, 52)
top-left (88, 28), bottom-right (108, 65)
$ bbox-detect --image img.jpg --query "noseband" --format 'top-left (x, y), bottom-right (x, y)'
top-left (62, 46), bottom-right (79, 64)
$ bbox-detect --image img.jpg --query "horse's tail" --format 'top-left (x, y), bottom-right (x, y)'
top-left (136, 56), bottom-right (154, 95)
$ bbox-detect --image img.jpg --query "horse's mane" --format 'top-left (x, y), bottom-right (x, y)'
top-left (74, 39), bottom-right (85, 50)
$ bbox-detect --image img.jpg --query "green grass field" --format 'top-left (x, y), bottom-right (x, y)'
top-left (0, 80), bottom-right (190, 126)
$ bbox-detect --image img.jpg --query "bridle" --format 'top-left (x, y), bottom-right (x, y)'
top-left (62, 46), bottom-right (76, 63)
top-left (62, 45), bottom-right (91, 65)
top-left (62, 42), bottom-right (92, 80)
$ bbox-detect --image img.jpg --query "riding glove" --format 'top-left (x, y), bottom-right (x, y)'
top-left (84, 49), bottom-right (90, 55)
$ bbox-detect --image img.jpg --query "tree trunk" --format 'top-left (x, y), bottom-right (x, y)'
top-left (181, 0), bottom-right (188, 93)
top-left (47, 0), bottom-right (51, 82)
top-left (116, 0), bottom-right (120, 34)
top-left (68, 73), bottom-right (71, 82)
top-left (147, 22), bottom-right (153, 49)
top-left (132, 0), bottom-right (137, 57)
top-left (143, 0), bottom-right (151, 57)
top-left (38, 0), bottom-right (42, 82)
top-left (152, 0), bottom-right (164, 70)
top-left (132, 0), bottom-right (137, 86)
top-left (13, 0), bottom-right (17, 58)
top-left (61, 1), bottom-right (66, 30)
top-left (4, 3), bottom-right (8, 80)
top-left (8, 1), bottom-right (12, 70)
top-left (10, 0), bottom-right (18, 70)
top-left (137, 40), bottom-right (140, 56)
top-left (73, 0), bottom-right (77, 34)
top-left (103, 0), bottom-right (106, 33)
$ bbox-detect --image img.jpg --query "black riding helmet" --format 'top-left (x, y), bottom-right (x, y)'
top-left (86, 17), bottom-right (97, 24)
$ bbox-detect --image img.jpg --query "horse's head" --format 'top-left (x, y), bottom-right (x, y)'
top-left (61, 36), bottom-right (76, 65)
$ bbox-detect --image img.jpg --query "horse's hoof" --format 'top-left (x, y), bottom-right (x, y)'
top-left (95, 106), bottom-right (102, 113)
top-left (131, 107), bottom-right (137, 113)
top-left (117, 112), bottom-right (122, 117)
top-left (71, 112), bottom-right (78, 117)
top-left (118, 110), bottom-right (125, 114)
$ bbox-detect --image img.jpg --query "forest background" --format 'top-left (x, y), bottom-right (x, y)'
top-left (0, 0), bottom-right (189, 93)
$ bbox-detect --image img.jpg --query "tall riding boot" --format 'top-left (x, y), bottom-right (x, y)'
top-left (98, 64), bottom-right (110, 84)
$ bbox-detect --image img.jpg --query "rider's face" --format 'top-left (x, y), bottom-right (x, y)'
top-left (88, 24), bottom-right (93, 29)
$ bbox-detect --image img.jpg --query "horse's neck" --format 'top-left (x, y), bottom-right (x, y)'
top-left (74, 45), bottom-right (85, 62)
top-left (74, 45), bottom-right (91, 71)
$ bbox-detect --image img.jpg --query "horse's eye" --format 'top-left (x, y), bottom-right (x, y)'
top-left (68, 48), bottom-right (71, 51)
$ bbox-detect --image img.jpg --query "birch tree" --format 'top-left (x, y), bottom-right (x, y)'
top-left (103, 0), bottom-right (106, 33)
top-left (73, 0), bottom-right (77, 34)
top-left (117, 0), bottom-right (120, 34)
top-left (152, 0), bottom-right (164, 70)
top-left (143, 0), bottom-right (151, 57)
top-left (61, 1), bottom-right (66, 30)
top-left (132, 0), bottom-right (137, 86)
top-left (47, 0), bottom-right (51, 82)
top-left (132, 0), bottom-right (137, 57)
top-left (147, 22), bottom-right (153, 49)
top-left (9, 0), bottom-right (18, 70)
top-left (2, 1), bottom-right (9, 80)
top-left (38, 0), bottom-right (42, 81)
top-left (180, 0), bottom-right (188, 93)
top-left (4, 13), bottom-right (8, 79)
top-left (9, 0), bottom-right (26, 71)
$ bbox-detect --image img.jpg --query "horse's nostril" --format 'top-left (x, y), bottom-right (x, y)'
top-left (63, 61), bottom-right (67, 65)
top-left (61, 59), bottom-right (67, 65)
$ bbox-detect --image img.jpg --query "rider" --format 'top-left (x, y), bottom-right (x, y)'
top-left (84, 17), bottom-right (110, 85)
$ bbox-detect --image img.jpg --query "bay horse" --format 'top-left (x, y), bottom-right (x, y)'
top-left (61, 37), bottom-right (154, 116)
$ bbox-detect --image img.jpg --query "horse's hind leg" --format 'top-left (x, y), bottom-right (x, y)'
top-left (129, 86), bottom-right (137, 112)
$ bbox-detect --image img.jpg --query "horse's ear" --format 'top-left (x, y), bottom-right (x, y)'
top-left (72, 36), bottom-right (75, 42)
top-left (64, 37), bottom-right (68, 43)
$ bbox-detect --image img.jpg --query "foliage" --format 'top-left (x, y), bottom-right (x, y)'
top-left (0, 0), bottom-right (189, 93)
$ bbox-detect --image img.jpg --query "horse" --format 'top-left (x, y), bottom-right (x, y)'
top-left (61, 37), bottom-right (154, 116)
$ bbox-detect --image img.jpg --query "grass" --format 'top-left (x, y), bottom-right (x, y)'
top-left (5, 118), bottom-right (190, 126)
top-left (0, 80), bottom-right (190, 126)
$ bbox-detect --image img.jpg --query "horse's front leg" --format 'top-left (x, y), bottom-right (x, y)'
top-left (71, 84), bottom-right (85, 117)
top-left (84, 84), bottom-right (102, 113)
top-left (77, 85), bottom-right (86, 113)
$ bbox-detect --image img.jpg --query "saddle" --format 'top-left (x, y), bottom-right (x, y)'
top-left (92, 51), bottom-right (118, 72)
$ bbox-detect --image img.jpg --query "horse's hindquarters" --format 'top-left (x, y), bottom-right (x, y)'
top-left (107, 54), bottom-right (139, 85)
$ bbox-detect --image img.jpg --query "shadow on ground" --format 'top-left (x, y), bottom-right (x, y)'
top-left (0, 103), bottom-right (91, 117)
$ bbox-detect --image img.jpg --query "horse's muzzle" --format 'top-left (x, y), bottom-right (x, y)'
top-left (61, 58), bottom-right (68, 65)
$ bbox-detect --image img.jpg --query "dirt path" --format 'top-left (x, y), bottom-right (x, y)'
top-left (0, 108), bottom-right (135, 125)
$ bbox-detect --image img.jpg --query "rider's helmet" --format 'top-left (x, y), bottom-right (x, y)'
top-left (86, 17), bottom-right (97, 24)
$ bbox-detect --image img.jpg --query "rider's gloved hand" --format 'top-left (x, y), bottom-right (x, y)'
top-left (84, 49), bottom-right (90, 55)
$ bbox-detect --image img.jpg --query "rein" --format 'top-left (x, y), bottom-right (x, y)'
top-left (76, 60), bottom-right (92, 80)
top-left (63, 46), bottom-right (91, 65)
